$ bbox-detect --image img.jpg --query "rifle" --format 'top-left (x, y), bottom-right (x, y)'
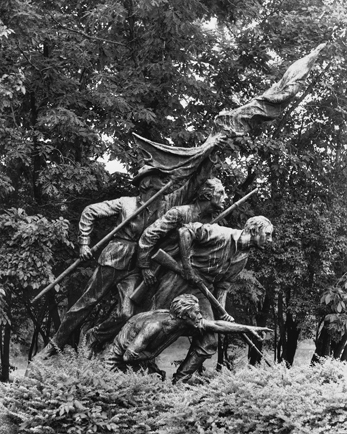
top-left (152, 248), bottom-right (272, 366)
top-left (130, 187), bottom-right (258, 304)
top-left (31, 180), bottom-right (174, 304)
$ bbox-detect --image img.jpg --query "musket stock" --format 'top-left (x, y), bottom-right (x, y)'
top-left (130, 188), bottom-right (258, 304)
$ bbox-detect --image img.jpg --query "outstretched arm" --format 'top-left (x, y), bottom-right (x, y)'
top-left (203, 319), bottom-right (272, 340)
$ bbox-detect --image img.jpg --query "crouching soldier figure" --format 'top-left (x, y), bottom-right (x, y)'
top-left (105, 294), bottom-right (271, 380)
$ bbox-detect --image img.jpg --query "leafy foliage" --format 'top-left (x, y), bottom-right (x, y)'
top-left (159, 359), bottom-right (347, 434)
top-left (1, 347), bottom-right (173, 434)
top-left (0, 208), bottom-right (73, 291)
top-left (319, 273), bottom-right (347, 342)
top-left (2, 354), bottom-right (347, 433)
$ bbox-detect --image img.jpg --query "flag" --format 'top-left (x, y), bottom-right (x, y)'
top-left (132, 43), bottom-right (326, 175)
top-left (213, 43), bottom-right (327, 136)
top-left (132, 132), bottom-right (222, 179)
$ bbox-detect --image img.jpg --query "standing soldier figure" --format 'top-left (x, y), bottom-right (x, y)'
top-left (85, 177), bottom-right (228, 352)
top-left (38, 156), bottom-right (215, 359)
top-left (152, 216), bottom-right (273, 383)
top-left (138, 178), bottom-right (227, 290)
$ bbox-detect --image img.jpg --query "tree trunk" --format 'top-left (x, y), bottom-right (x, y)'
top-left (28, 326), bottom-right (40, 362)
top-left (332, 333), bottom-right (347, 359)
top-left (340, 343), bottom-right (347, 361)
top-left (216, 335), bottom-right (224, 371)
top-left (276, 294), bottom-right (300, 366)
top-left (0, 288), bottom-right (12, 382)
top-left (24, 295), bottom-right (49, 359)
top-left (273, 300), bottom-right (278, 363)
top-left (311, 320), bottom-right (331, 365)
top-left (249, 292), bottom-right (271, 365)
top-left (46, 291), bottom-right (61, 332)
top-left (284, 312), bottom-right (300, 367)
top-left (0, 324), bottom-right (11, 382)
top-left (277, 292), bottom-right (287, 363)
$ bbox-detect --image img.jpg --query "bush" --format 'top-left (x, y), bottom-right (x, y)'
top-left (1, 351), bottom-right (347, 433)
top-left (0, 346), bottom-right (172, 433)
top-left (159, 359), bottom-right (347, 434)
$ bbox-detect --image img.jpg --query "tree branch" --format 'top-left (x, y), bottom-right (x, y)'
top-left (50, 15), bottom-right (125, 46)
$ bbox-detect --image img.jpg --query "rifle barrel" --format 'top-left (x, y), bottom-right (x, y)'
top-left (153, 248), bottom-right (272, 366)
top-left (212, 188), bottom-right (258, 224)
top-left (130, 188), bottom-right (259, 304)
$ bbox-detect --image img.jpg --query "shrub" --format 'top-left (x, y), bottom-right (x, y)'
top-left (1, 351), bottom-right (347, 433)
top-left (0, 347), bottom-right (173, 433)
top-left (158, 360), bottom-right (347, 434)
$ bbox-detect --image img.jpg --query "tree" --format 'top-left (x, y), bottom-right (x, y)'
top-left (312, 272), bottom-right (347, 363)
top-left (215, 0), bottom-right (347, 366)
top-left (0, 0), bottom-right (262, 378)
top-left (1, 0), bottom-right (347, 376)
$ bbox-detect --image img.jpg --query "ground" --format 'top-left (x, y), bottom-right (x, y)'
top-left (146, 337), bottom-right (315, 378)
top-left (9, 337), bottom-right (315, 381)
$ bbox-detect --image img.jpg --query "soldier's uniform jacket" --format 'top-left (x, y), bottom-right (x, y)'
top-left (137, 203), bottom-right (212, 269)
top-left (183, 222), bottom-right (250, 291)
top-left (78, 161), bottom-right (212, 270)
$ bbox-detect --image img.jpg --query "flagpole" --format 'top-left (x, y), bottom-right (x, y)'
top-left (31, 180), bottom-right (174, 304)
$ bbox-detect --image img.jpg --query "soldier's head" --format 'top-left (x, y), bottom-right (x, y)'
top-left (170, 294), bottom-right (203, 328)
top-left (196, 178), bottom-right (227, 211)
top-left (243, 216), bottom-right (273, 250)
top-left (132, 165), bottom-right (171, 193)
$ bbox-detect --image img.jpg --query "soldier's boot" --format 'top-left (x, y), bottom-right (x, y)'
top-left (172, 349), bottom-right (208, 384)
top-left (146, 360), bottom-right (167, 381)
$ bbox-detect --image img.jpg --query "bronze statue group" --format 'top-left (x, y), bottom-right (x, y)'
top-left (36, 44), bottom-right (328, 382)
top-left (37, 147), bottom-right (273, 383)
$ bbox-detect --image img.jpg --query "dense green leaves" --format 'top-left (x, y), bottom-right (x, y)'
top-left (0, 208), bottom-right (73, 290)
top-left (2, 353), bottom-right (347, 433)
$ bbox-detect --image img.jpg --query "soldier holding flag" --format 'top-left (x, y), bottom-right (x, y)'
top-left (38, 134), bottom-right (220, 359)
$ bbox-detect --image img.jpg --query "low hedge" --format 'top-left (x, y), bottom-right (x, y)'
top-left (1, 348), bottom-right (347, 433)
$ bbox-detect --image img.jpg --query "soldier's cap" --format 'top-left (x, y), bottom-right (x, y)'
top-left (131, 165), bottom-right (167, 186)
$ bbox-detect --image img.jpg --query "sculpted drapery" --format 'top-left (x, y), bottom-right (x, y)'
top-left (133, 43), bottom-right (326, 173)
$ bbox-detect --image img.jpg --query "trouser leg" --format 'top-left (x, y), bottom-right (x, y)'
top-left (172, 331), bottom-right (218, 383)
top-left (52, 266), bottom-right (118, 349)
top-left (89, 269), bottom-right (141, 347)
top-left (153, 271), bottom-right (191, 309)
top-left (172, 348), bottom-right (207, 384)
top-left (173, 288), bottom-right (218, 383)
